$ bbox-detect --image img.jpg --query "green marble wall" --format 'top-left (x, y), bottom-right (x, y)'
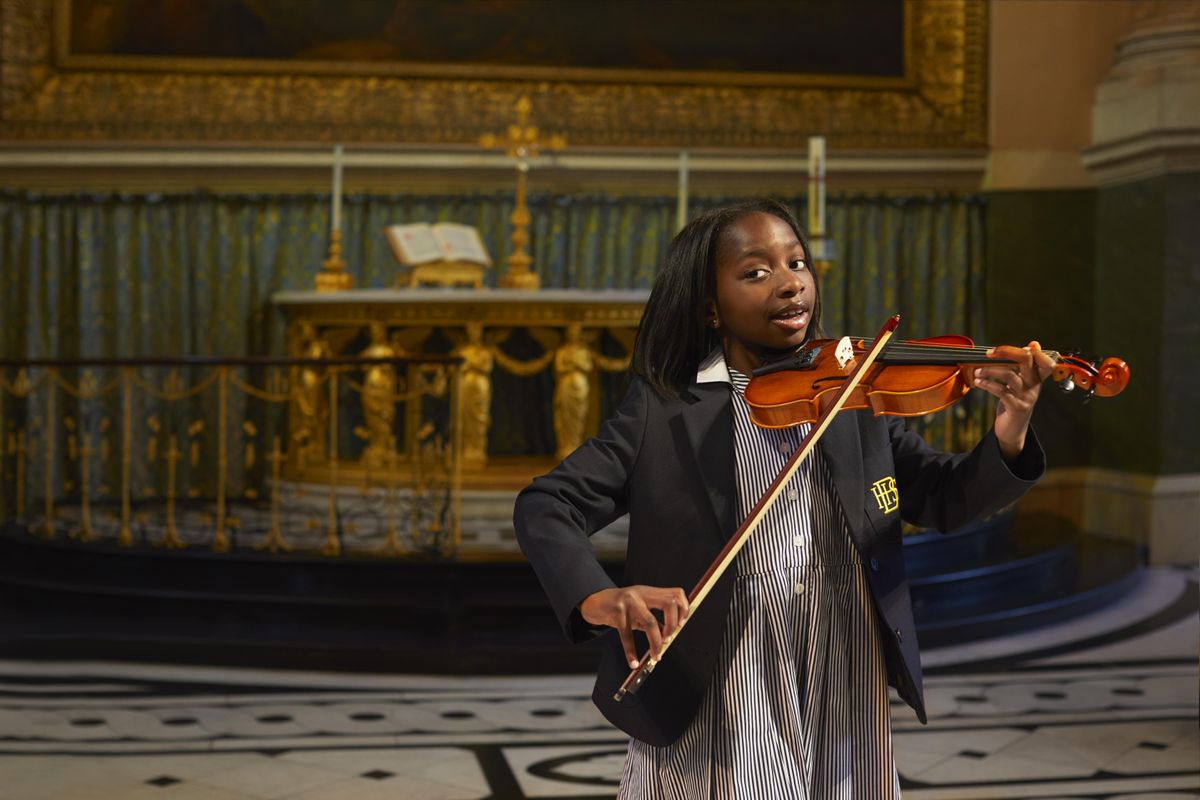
top-left (1094, 173), bottom-right (1200, 475)
top-left (1160, 173), bottom-right (1200, 474)
top-left (988, 173), bottom-right (1200, 476)
top-left (1092, 178), bottom-right (1165, 474)
top-left (986, 190), bottom-right (1098, 471)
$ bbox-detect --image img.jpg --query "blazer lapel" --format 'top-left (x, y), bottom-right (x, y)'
top-left (818, 411), bottom-right (867, 546)
top-left (675, 382), bottom-right (737, 542)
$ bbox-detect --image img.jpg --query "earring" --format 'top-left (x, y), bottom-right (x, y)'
top-left (710, 318), bottom-right (720, 328)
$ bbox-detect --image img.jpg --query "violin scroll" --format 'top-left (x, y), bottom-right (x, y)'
top-left (1052, 355), bottom-right (1129, 399)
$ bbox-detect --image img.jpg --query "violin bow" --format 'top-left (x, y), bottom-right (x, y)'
top-left (615, 314), bottom-right (902, 702)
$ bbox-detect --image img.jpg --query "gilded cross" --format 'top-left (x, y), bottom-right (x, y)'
top-left (480, 97), bottom-right (566, 289)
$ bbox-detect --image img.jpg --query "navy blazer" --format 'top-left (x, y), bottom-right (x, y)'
top-left (514, 372), bottom-right (1044, 747)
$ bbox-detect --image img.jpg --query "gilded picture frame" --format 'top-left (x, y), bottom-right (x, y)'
top-left (0, 0), bottom-right (986, 149)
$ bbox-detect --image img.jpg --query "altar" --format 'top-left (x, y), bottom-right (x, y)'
top-left (271, 288), bottom-right (649, 491)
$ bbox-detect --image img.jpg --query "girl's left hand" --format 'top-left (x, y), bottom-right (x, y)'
top-left (974, 341), bottom-right (1057, 464)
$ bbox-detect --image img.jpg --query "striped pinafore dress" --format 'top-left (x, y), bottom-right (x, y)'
top-left (620, 366), bottom-right (901, 799)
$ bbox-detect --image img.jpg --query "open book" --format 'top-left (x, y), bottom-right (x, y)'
top-left (384, 223), bottom-right (493, 268)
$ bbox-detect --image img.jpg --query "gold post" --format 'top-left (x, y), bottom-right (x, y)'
top-left (324, 366), bottom-right (341, 556)
top-left (119, 370), bottom-right (132, 546)
top-left (213, 367), bottom-right (230, 552)
top-left (43, 369), bottom-right (55, 538)
top-left (479, 96), bottom-right (566, 289)
top-left (75, 433), bottom-right (96, 541)
top-left (259, 435), bottom-right (291, 553)
top-left (404, 364), bottom-right (420, 465)
top-left (158, 434), bottom-right (183, 548)
top-left (377, 447), bottom-right (404, 556)
top-left (14, 429), bottom-right (26, 521)
top-left (449, 363), bottom-right (462, 555)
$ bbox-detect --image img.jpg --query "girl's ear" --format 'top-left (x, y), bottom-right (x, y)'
top-left (704, 300), bottom-right (720, 329)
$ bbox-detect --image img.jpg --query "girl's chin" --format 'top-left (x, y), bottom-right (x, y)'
top-left (726, 331), bottom-right (810, 370)
top-left (767, 329), bottom-right (810, 350)
top-left (752, 335), bottom-right (810, 362)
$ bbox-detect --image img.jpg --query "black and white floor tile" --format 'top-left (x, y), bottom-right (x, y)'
top-left (0, 567), bottom-right (1196, 799)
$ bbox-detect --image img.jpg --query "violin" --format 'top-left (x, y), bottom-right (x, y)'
top-left (613, 316), bottom-right (1129, 703)
top-left (744, 333), bottom-right (1129, 428)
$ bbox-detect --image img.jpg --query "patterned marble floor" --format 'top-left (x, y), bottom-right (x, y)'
top-left (0, 567), bottom-right (1196, 800)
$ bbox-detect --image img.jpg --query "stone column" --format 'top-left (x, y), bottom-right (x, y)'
top-left (1081, 2), bottom-right (1200, 564)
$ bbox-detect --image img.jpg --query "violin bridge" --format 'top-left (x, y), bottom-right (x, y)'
top-left (835, 336), bottom-right (855, 369)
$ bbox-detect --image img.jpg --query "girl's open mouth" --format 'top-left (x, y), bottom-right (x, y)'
top-left (770, 306), bottom-right (809, 332)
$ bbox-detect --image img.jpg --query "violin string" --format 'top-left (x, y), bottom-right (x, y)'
top-left (879, 343), bottom-right (1064, 358)
top-left (879, 350), bottom-right (1066, 364)
top-left (854, 339), bottom-right (1063, 363)
top-left (866, 345), bottom-right (1103, 378)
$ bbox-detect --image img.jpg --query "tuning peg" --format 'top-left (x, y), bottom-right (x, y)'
top-left (1058, 376), bottom-right (1076, 393)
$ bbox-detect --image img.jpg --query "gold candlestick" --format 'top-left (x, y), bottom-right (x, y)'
top-left (809, 235), bottom-right (836, 282)
top-left (806, 136), bottom-right (835, 280)
top-left (316, 229), bottom-right (353, 292)
top-left (316, 144), bottom-right (352, 292)
top-left (480, 96), bottom-right (566, 289)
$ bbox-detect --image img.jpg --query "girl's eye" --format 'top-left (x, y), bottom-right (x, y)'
top-left (791, 259), bottom-right (807, 271)
top-left (743, 267), bottom-right (769, 280)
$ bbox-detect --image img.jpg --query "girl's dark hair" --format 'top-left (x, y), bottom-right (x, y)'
top-left (631, 198), bottom-right (822, 398)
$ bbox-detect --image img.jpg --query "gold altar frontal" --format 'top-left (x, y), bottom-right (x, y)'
top-left (272, 288), bottom-right (649, 490)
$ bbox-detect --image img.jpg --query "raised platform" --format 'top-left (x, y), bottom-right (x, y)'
top-left (906, 512), bottom-right (1145, 648)
top-left (0, 502), bottom-right (1144, 674)
top-left (0, 528), bottom-right (620, 674)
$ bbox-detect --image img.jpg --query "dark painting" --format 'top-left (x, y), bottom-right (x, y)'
top-left (68, 0), bottom-right (905, 78)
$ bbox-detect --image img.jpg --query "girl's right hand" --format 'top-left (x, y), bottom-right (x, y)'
top-left (579, 585), bottom-right (690, 669)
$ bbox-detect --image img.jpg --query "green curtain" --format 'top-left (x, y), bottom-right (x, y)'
top-left (0, 189), bottom-right (989, 459)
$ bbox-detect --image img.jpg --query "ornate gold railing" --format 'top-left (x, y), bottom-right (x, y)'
top-left (0, 355), bottom-right (461, 557)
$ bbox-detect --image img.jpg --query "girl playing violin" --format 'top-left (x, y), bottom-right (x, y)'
top-left (515, 199), bottom-right (1055, 798)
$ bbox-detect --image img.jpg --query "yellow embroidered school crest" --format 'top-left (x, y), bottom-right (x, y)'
top-left (871, 477), bottom-right (899, 514)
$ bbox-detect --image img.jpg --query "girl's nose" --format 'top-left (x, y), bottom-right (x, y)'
top-left (776, 267), bottom-right (805, 296)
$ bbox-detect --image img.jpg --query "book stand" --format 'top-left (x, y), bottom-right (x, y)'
top-left (397, 260), bottom-right (487, 290)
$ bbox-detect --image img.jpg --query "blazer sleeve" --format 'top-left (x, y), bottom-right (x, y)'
top-left (888, 416), bottom-right (1046, 532)
top-left (514, 378), bottom-right (649, 642)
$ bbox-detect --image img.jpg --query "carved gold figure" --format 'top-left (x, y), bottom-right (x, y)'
top-left (359, 322), bottom-right (398, 469)
top-left (278, 294), bottom-right (647, 493)
top-left (289, 321), bottom-right (330, 469)
top-left (553, 324), bottom-right (592, 461)
top-left (551, 323), bottom-right (631, 461)
top-left (454, 322), bottom-right (494, 467)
